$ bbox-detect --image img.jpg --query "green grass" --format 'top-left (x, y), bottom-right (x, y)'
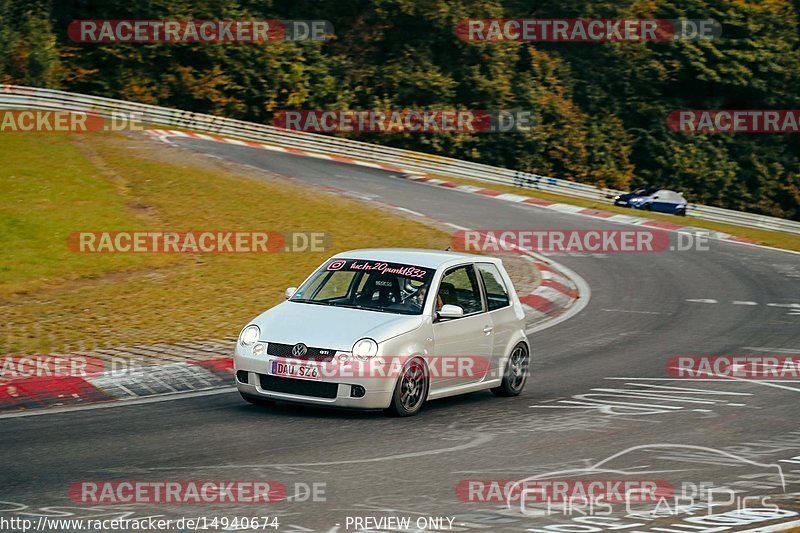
top-left (0, 134), bottom-right (174, 294)
top-left (0, 132), bottom-right (450, 353)
top-left (432, 174), bottom-right (800, 252)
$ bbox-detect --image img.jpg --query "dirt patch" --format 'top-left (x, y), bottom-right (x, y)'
top-left (494, 252), bottom-right (541, 296)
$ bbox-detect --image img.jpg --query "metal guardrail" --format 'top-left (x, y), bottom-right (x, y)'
top-left (2, 84), bottom-right (798, 235)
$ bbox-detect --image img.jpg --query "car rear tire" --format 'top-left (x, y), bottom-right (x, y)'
top-left (240, 392), bottom-right (274, 406)
top-left (491, 343), bottom-right (529, 397)
top-left (676, 208), bottom-right (687, 217)
top-left (386, 358), bottom-right (429, 417)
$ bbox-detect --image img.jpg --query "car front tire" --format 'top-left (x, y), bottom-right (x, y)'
top-left (492, 343), bottom-right (530, 397)
top-left (386, 358), bottom-right (429, 417)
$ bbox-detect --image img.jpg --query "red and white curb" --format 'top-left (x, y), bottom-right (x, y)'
top-left (523, 260), bottom-right (579, 318)
top-left (0, 341), bottom-right (234, 417)
top-left (144, 129), bottom-right (416, 174)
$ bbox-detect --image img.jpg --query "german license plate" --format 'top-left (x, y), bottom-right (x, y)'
top-left (271, 361), bottom-right (320, 380)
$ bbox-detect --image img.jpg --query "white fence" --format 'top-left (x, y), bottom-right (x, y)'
top-left (2, 84), bottom-right (798, 235)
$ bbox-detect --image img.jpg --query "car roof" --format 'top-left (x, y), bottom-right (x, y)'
top-left (332, 248), bottom-right (500, 269)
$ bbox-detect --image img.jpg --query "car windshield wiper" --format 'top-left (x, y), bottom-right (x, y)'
top-left (290, 299), bottom-right (336, 306)
top-left (331, 303), bottom-right (372, 311)
top-left (291, 300), bottom-right (413, 314)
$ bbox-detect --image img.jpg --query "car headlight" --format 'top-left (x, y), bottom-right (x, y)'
top-left (239, 325), bottom-right (260, 346)
top-left (352, 338), bottom-right (378, 360)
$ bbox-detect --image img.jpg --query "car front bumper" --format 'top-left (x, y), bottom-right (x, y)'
top-left (234, 351), bottom-right (397, 409)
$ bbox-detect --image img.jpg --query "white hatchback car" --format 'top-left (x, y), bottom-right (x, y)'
top-left (234, 249), bottom-right (530, 416)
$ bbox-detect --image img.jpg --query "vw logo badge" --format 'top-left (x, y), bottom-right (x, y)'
top-left (292, 343), bottom-right (308, 357)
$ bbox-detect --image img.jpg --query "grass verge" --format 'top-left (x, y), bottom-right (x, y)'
top-left (0, 132), bottom-right (449, 353)
top-left (0, 133), bottom-right (175, 294)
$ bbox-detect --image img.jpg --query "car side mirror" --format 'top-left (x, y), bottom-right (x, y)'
top-left (653, 196), bottom-right (659, 200)
top-left (437, 304), bottom-right (464, 320)
top-left (285, 287), bottom-right (297, 299)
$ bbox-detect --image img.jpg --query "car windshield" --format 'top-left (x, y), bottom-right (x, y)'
top-left (631, 187), bottom-right (658, 195)
top-left (290, 258), bottom-right (435, 315)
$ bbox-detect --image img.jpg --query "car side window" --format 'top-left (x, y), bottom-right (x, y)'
top-left (477, 263), bottom-right (510, 311)
top-left (438, 264), bottom-right (484, 315)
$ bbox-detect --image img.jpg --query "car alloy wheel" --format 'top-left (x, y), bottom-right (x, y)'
top-left (492, 343), bottom-right (529, 397)
top-left (387, 358), bottom-right (428, 416)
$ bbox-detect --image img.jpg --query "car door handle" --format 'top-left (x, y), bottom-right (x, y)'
top-left (483, 325), bottom-right (493, 334)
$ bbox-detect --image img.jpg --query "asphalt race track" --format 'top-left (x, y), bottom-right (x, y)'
top-left (2, 138), bottom-right (800, 532)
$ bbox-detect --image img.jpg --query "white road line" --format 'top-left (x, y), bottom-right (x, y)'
top-left (737, 519), bottom-right (800, 533)
top-left (604, 377), bottom-right (800, 383)
top-left (608, 375), bottom-right (800, 393)
top-left (743, 347), bottom-right (800, 353)
top-left (142, 433), bottom-right (495, 470)
top-left (0, 387), bottom-right (236, 420)
top-left (686, 298), bottom-right (718, 303)
top-left (732, 300), bottom-right (758, 305)
top-left (444, 222), bottom-right (469, 231)
top-left (601, 308), bottom-right (672, 315)
top-left (392, 206), bottom-right (425, 217)
top-left (344, 191), bottom-right (378, 201)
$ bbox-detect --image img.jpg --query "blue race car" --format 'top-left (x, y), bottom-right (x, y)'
top-left (613, 188), bottom-right (688, 216)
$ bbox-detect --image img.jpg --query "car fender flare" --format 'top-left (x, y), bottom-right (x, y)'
top-left (392, 354), bottom-right (430, 402)
top-left (497, 332), bottom-right (530, 377)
